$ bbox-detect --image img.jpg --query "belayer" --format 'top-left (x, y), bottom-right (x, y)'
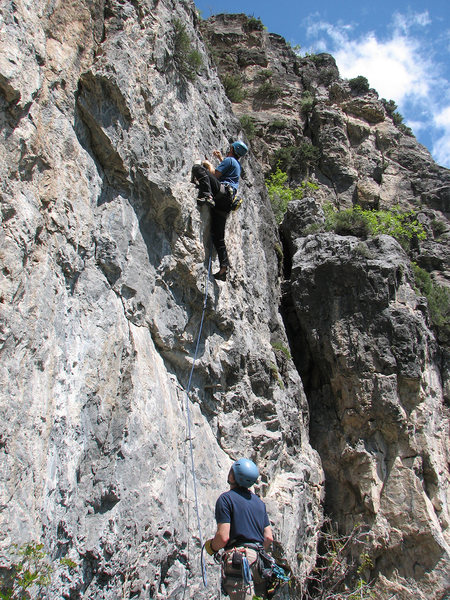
top-left (191, 141), bottom-right (248, 282)
top-left (204, 458), bottom-right (288, 599)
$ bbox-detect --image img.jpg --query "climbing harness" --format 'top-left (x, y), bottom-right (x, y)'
top-left (184, 249), bottom-right (213, 588)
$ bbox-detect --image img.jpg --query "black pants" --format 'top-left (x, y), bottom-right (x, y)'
top-left (192, 164), bottom-right (233, 268)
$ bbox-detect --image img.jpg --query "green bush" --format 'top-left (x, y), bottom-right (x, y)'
top-left (300, 90), bottom-right (315, 114)
top-left (381, 99), bottom-right (413, 135)
top-left (324, 204), bottom-right (427, 249)
top-left (239, 114), bottom-right (256, 140)
top-left (296, 140), bottom-right (321, 170)
top-left (222, 74), bottom-right (246, 103)
top-left (270, 141), bottom-right (320, 176)
top-left (0, 542), bottom-right (77, 599)
top-left (412, 263), bottom-right (450, 339)
top-left (172, 19), bottom-right (202, 80)
top-left (266, 167), bottom-right (318, 223)
top-left (269, 118), bottom-right (287, 129)
top-left (381, 98), bottom-right (397, 116)
top-left (258, 69), bottom-right (273, 82)
top-left (348, 75), bottom-right (370, 93)
top-left (244, 15), bottom-right (264, 31)
top-left (255, 81), bottom-right (282, 102)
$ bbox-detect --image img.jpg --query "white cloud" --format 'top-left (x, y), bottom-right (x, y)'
top-left (333, 33), bottom-right (433, 104)
top-left (432, 106), bottom-right (450, 167)
top-left (392, 10), bottom-right (431, 33)
top-left (303, 11), bottom-right (450, 167)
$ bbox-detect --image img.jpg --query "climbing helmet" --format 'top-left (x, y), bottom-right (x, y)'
top-left (231, 141), bottom-right (248, 157)
top-left (232, 458), bottom-right (259, 488)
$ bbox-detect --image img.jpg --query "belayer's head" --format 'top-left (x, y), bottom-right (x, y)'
top-left (228, 458), bottom-right (259, 488)
top-left (229, 140), bottom-right (248, 159)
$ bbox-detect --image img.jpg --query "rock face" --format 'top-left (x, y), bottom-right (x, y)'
top-left (280, 209), bottom-right (450, 598)
top-left (0, 3), bottom-right (448, 600)
top-left (201, 12), bottom-right (450, 600)
top-left (0, 1), bottom-right (322, 598)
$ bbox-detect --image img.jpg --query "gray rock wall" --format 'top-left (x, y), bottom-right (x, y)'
top-left (281, 200), bottom-right (449, 599)
top-left (1, 2), bottom-right (449, 600)
top-left (0, 1), bottom-right (322, 598)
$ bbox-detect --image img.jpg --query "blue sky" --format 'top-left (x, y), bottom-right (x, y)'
top-left (195, 0), bottom-right (450, 169)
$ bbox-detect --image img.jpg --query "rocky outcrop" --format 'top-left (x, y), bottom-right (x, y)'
top-left (281, 200), bottom-right (449, 599)
top-left (0, 1), bottom-right (322, 598)
top-left (201, 13), bottom-right (450, 288)
top-left (202, 12), bottom-right (449, 599)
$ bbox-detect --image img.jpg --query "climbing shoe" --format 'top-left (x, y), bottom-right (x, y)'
top-left (213, 270), bottom-right (227, 281)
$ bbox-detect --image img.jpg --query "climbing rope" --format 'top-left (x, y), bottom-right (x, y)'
top-left (184, 250), bottom-right (213, 588)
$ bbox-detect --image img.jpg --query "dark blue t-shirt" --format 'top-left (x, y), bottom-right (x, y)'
top-left (215, 488), bottom-right (270, 547)
top-left (216, 156), bottom-right (241, 190)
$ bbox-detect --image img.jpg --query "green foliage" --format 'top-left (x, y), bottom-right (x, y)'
top-left (412, 264), bottom-right (450, 339)
top-left (300, 90), bottom-right (315, 114)
top-left (239, 114), bottom-right (256, 140)
top-left (0, 542), bottom-right (78, 600)
top-left (266, 167), bottom-right (318, 224)
top-left (324, 204), bottom-right (427, 249)
top-left (172, 19), bottom-right (202, 81)
top-left (272, 342), bottom-right (292, 360)
top-left (270, 146), bottom-right (297, 172)
top-left (269, 118), bottom-right (287, 129)
top-left (270, 141), bottom-right (320, 176)
top-left (255, 81), bottom-right (282, 102)
top-left (258, 69), bottom-right (273, 82)
top-left (381, 99), bottom-right (413, 136)
top-left (381, 98), bottom-right (397, 116)
top-left (244, 15), bottom-right (264, 31)
top-left (348, 75), bottom-right (370, 93)
top-left (297, 140), bottom-right (321, 169)
top-left (269, 362), bottom-right (284, 389)
top-left (431, 219), bottom-right (447, 238)
top-left (222, 74), bottom-right (246, 103)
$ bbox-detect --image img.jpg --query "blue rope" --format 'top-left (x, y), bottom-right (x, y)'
top-left (185, 251), bottom-right (212, 587)
top-left (242, 555), bottom-right (252, 586)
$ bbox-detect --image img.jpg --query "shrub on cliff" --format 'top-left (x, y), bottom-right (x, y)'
top-left (412, 264), bottom-right (450, 340)
top-left (0, 542), bottom-right (77, 599)
top-left (348, 75), bottom-right (370, 94)
top-left (239, 115), bottom-right (256, 140)
top-left (324, 205), bottom-right (427, 249)
top-left (222, 74), bottom-right (246, 103)
top-left (270, 141), bottom-right (320, 177)
top-left (266, 167), bottom-right (318, 223)
top-left (172, 19), bottom-right (203, 81)
top-left (255, 81), bottom-right (283, 102)
top-left (244, 15), bottom-right (264, 31)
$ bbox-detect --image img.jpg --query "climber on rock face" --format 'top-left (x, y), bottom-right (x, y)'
top-left (204, 458), bottom-right (273, 599)
top-left (191, 141), bottom-right (248, 282)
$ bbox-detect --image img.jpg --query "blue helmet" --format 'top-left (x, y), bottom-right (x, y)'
top-left (232, 458), bottom-right (259, 488)
top-left (231, 141), bottom-right (248, 158)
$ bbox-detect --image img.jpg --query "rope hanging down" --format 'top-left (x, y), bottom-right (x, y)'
top-left (184, 251), bottom-right (213, 587)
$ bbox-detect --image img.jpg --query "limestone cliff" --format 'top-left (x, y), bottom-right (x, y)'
top-left (0, 2), bottom-right (448, 600)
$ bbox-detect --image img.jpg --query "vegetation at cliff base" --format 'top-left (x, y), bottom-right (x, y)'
top-left (300, 521), bottom-right (375, 599)
top-left (0, 542), bottom-right (77, 599)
